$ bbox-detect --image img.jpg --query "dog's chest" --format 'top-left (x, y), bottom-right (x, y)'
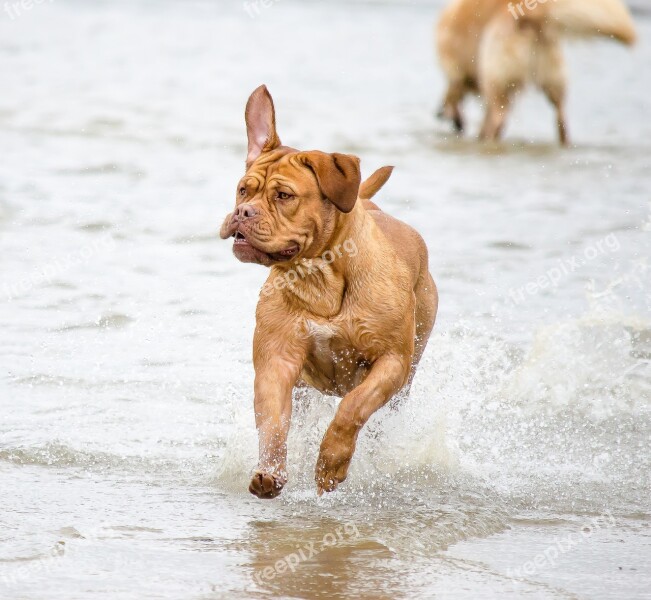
top-left (305, 319), bottom-right (336, 358)
top-left (301, 318), bottom-right (371, 396)
top-left (283, 261), bottom-right (345, 318)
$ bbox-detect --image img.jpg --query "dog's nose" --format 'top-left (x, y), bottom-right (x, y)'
top-left (234, 203), bottom-right (259, 220)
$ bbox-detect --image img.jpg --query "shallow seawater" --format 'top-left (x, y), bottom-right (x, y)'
top-left (1, 0), bottom-right (650, 598)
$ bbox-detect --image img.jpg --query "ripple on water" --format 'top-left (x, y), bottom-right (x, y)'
top-left (57, 313), bottom-right (133, 331)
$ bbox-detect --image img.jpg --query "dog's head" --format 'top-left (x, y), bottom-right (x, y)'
top-left (219, 85), bottom-right (362, 266)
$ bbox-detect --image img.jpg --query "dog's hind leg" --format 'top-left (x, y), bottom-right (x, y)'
top-left (410, 271), bottom-right (438, 385)
top-left (479, 88), bottom-right (514, 142)
top-left (534, 41), bottom-right (569, 146)
top-left (389, 272), bottom-right (438, 408)
top-left (479, 13), bottom-right (535, 142)
top-left (438, 80), bottom-right (466, 132)
top-left (544, 84), bottom-right (568, 146)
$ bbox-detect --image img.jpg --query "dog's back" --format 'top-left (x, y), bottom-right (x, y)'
top-left (436, 0), bottom-right (504, 84)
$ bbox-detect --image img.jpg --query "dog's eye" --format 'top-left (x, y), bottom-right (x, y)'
top-left (238, 187), bottom-right (246, 197)
top-left (277, 191), bottom-right (293, 201)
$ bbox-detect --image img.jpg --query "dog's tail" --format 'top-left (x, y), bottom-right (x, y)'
top-left (359, 166), bottom-right (394, 202)
top-left (544, 0), bottom-right (636, 45)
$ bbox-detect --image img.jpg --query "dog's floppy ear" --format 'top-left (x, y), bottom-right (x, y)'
top-left (298, 151), bottom-right (361, 214)
top-left (245, 85), bottom-right (281, 166)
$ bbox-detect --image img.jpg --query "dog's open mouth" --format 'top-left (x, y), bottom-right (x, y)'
top-left (232, 231), bottom-right (299, 263)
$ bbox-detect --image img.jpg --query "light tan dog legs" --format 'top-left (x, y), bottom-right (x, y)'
top-left (439, 80), bottom-right (467, 132)
top-left (543, 84), bottom-right (568, 146)
top-left (479, 92), bottom-right (510, 142)
top-left (534, 41), bottom-right (569, 146)
top-left (315, 354), bottom-right (410, 495)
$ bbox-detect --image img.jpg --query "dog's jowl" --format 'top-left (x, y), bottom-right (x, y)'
top-left (220, 85), bottom-right (438, 498)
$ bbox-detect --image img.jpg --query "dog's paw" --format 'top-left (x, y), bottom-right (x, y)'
top-left (248, 470), bottom-right (286, 499)
top-left (315, 433), bottom-right (355, 496)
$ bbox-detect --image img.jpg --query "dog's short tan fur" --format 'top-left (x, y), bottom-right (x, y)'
top-left (220, 86), bottom-right (438, 498)
top-left (436, 0), bottom-right (636, 143)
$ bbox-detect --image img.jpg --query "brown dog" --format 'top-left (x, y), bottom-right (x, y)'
top-left (220, 86), bottom-right (438, 498)
top-left (436, 0), bottom-right (636, 143)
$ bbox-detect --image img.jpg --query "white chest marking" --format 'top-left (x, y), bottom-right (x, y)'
top-left (305, 319), bottom-right (336, 358)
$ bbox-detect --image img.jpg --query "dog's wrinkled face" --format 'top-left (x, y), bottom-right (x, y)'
top-left (220, 85), bottom-right (361, 267)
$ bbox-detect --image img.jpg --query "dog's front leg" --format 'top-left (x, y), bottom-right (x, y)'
top-left (249, 334), bottom-right (306, 499)
top-left (315, 353), bottom-right (410, 495)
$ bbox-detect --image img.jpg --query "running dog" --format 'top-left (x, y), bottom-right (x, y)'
top-left (220, 86), bottom-right (438, 498)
